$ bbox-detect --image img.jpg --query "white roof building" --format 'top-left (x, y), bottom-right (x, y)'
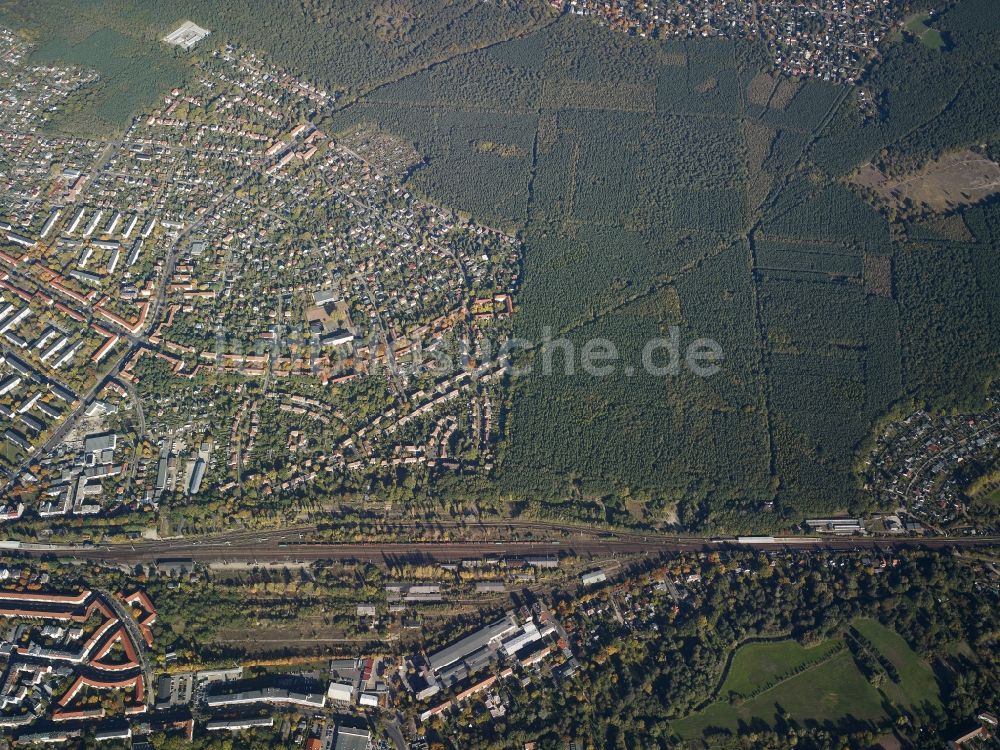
top-left (326, 681), bottom-right (353, 704)
top-left (581, 569), bottom-right (608, 587)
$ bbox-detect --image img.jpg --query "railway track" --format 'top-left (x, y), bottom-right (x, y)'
top-left (3, 532), bottom-right (997, 565)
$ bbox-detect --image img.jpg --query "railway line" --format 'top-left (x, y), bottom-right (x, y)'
top-left (1, 529), bottom-right (996, 565)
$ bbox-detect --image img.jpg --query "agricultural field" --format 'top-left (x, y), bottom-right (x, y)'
top-left (672, 621), bottom-right (942, 744)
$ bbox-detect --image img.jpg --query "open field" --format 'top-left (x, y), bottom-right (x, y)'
top-left (720, 638), bottom-right (843, 699)
top-left (851, 618), bottom-right (942, 712)
top-left (904, 13), bottom-right (945, 49)
top-left (672, 621), bottom-right (942, 745)
top-left (852, 148), bottom-right (1000, 213)
top-left (673, 649), bottom-right (886, 742)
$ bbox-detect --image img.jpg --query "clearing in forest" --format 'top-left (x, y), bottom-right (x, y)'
top-left (852, 149), bottom-right (1000, 213)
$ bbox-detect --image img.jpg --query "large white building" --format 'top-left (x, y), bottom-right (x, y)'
top-left (326, 681), bottom-right (353, 704)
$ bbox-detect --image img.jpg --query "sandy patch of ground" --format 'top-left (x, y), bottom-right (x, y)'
top-left (853, 149), bottom-right (1000, 213)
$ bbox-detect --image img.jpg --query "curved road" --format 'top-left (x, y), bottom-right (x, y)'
top-left (100, 589), bottom-right (156, 708)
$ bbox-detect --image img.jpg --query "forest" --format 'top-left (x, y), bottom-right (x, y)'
top-left (338, 4), bottom-right (991, 528)
top-left (0, 0), bottom-right (552, 136)
top-left (809, 0), bottom-right (1000, 177)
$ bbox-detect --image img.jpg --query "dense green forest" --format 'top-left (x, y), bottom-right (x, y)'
top-left (334, 0), bottom-right (998, 528)
top-left (4, 0), bottom-right (999, 529)
top-left (810, 0), bottom-right (1000, 176)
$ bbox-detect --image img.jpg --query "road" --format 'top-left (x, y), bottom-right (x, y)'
top-left (0, 158), bottom-right (267, 494)
top-left (6, 529), bottom-right (997, 566)
top-left (123, 378), bottom-right (146, 490)
top-left (100, 588), bottom-right (156, 707)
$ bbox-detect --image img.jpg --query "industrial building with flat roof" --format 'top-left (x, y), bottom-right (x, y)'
top-left (581, 569), bottom-right (608, 587)
top-left (326, 681), bottom-right (353, 704)
top-left (500, 621), bottom-right (541, 657)
top-left (205, 687), bottom-right (326, 709)
top-left (334, 726), bottom-right (371, 750)
top-left (805, 518), bottom-right (865, 534)
top-left (83, 433), bottom-right (116, 455)
top-left (427, 612), bottom-right (518, 674)
top-left (188, 458), bottom-right (206, 494)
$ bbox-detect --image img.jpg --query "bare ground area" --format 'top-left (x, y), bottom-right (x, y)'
top-left (852, 149), bottom-right (1000, 212)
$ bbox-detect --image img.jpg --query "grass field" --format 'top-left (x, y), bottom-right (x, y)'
top-left (980, 486), bottom-right (1000, 505)
top-left (721, 638), bottom-right (843, 699)
top-left (851, 619), bottom-right (942, 712)
top-left (904, 13), bottom-right (945, 49)
top-left (673, 650), bottom-right (886, 741)
top-left (905, 13), bottom-right (930, 34)
top-left (672, 623), bottom-right (941, 744)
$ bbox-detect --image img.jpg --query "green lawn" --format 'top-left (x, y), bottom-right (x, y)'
top-left (904, 13), bottom-right (931, 34)
top-left (673, 650), bottom-right (887, 741)
top-left (904, 13), bottom-right (944, 49)
top-left (981, 486), bottom-right (1000, 505)
top-left (921, 28), bottom-right (945, 50)
top-left (721, 638), bottom-right (842, 699)
top-left (672, 623), bottom-right (942, 744)
top-left (851, 619), bottom-right (942, 712)
top-left (0, 441), bottom-right (23, 467)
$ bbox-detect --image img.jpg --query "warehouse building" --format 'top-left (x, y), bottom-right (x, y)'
top-left (427, 611), bottom-right (518, 674)
top-left (205, 687), bottom-right (326, 709)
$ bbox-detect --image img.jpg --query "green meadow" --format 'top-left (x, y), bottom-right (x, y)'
top-left (672, 621), bottom-right (941, 744)
top-left (904, 13), bottom-right (945, 49)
